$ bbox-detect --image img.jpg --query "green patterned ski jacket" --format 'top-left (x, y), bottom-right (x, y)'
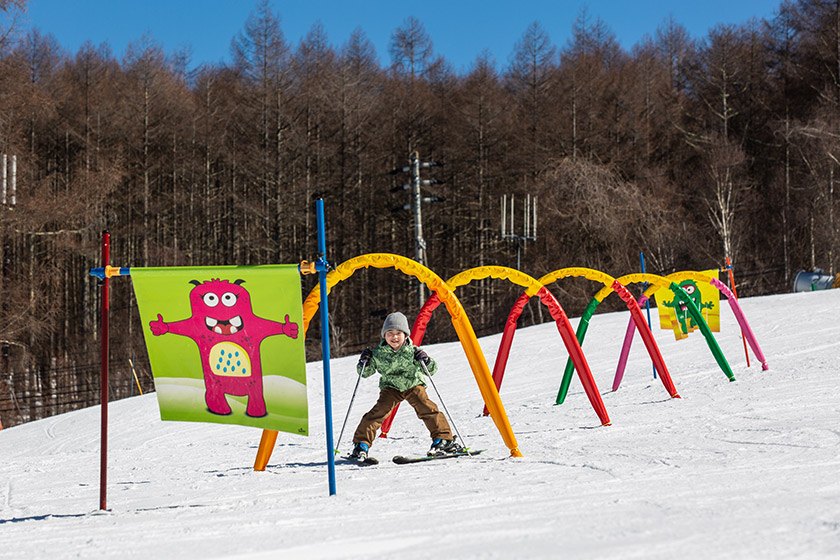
top-left (356, 337), bottom-right (438, 392)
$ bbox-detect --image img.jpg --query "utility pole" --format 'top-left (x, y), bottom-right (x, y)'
top-left (391, 151), bottom-right (444, 307)
top-left (501, 193), bottom-right (537, 270)
top-left (1, 154), bottom-right (14, 206)
top-left (1, 154), bottom-right (16, 418)
top-left (1, 154), bottom-right (16, 356)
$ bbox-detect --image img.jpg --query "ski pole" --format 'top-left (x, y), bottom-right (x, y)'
top-left (420, 361), bottom-right (471, 455)
top-left (335, 359), bottom-right (368, 454)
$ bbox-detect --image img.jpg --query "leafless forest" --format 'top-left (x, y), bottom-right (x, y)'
top-left (1, 0), bottom-right (837, 427)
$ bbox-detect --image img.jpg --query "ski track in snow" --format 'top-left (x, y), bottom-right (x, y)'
top-left (1, 290), bottom-right (840, 558)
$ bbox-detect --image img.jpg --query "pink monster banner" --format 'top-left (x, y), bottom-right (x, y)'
top-left (132, 265), bottom-right (307, 435)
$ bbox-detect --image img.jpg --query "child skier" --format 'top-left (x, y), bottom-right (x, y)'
top-left (349, 311), bottom-right (464, 460)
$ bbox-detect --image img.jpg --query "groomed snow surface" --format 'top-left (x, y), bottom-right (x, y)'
top-left (2, 290), bottom-right (839, 559)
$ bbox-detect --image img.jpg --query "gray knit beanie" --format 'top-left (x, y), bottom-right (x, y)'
top-left (381, 312), bottom-right (410, 338)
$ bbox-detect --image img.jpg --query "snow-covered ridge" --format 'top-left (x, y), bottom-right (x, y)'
top-left (1, 289), bottom-right (839, 559)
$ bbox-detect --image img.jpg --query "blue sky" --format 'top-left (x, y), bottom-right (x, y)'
top-left (21, 0), bottom-right (781, 72)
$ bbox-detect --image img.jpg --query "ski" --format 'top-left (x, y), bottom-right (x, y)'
top-left (339, 455), bottom-right (379, 466)
top-left (392, 449), bottom-right (485, 465)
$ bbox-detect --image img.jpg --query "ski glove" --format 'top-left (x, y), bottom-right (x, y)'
top-left (359, 348), bottom-right (373, 366)
top-left (414, 348), bottom-right (431, 366)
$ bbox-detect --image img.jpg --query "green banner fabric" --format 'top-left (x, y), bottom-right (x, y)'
top-left (132, 265), bottom-right (308, 435)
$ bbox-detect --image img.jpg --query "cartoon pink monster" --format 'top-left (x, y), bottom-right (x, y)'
top-left (149, 279), bottom-right (299, 417)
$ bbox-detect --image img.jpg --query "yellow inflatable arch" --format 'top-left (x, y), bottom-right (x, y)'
top-left (445, 265), bottom-right (544, 295)
top-left (538, 267), bottom-right (617, 290)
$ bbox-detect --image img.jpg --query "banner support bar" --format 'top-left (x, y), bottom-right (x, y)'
top-left (92, 264), bottom-right (324, 280)
top-left (90, 266), bottom-right (131, 280)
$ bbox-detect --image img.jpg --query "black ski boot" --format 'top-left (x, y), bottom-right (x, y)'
top-left (350, 442), bottom-right (369, 460)
top-left (428, 436), bottom-right (465, 457)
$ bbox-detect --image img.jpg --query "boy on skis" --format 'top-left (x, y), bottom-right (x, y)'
top-left (349, 311), bottom-right (464, 460)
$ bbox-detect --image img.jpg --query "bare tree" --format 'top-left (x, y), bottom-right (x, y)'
top-left (120, 34), bottom-right (170, 265)
top-left (387, 16), bottom-right (438, 155)
top-left (507, 21), bottom-right (556, 175)
top-left (0, 0), bottom-right (26, 52)
top-left (793, 116), bottom-right (840, 273)
top-left (389, 16), bottom-right (435, 79)
top-left (290, 22), bottom-right (338, 245)
top-left (331, 28), bottom-right (383, 261)
top-left (699, 136), bottom-right (749, 265)
top-left (768, 1), bottom-right (807, 283)
top-left (558, 9), bottom-right (626, 161)
top-left (536, 157), bottom-right (647, 277)
top-left (231, 0), bottom-right (291, 262)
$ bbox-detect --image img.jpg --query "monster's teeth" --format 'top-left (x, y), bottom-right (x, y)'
top-left (230, 316), bottom-right (242, 328)
top-left (230, 326), bottom-right (238, 334)
top-left (214, 326), bottom-right (223, 334)
top-left (206, 317), bottom-right (218, 328)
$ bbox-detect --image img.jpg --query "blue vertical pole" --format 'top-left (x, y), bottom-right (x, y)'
top-left (316, 199), bottom-right (337, 496)
top-left (640, 252), bottom-right (657, 379)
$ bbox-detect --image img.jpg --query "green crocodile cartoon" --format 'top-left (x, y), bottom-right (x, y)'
top-left (660, 279), bottom-right (715, 335)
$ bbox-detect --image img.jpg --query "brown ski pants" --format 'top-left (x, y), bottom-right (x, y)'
top-left (353, 385), bottom-right (452, 446)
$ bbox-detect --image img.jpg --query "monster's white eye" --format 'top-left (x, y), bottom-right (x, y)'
top-left (221, 292), bottom-right (237, 307)
top-left (683, 285), bottom-right (696, 295)
top-left (203, 293), bottom-right (219, 307)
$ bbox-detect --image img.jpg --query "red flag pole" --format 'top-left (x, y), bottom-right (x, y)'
top-left (725, 257), bottom-right (750, 367)
top-left (99, 231), bottom-right (110, 510)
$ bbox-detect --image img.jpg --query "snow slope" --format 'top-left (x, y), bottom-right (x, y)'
top-left (1, 289), bottom-right (839, 559)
